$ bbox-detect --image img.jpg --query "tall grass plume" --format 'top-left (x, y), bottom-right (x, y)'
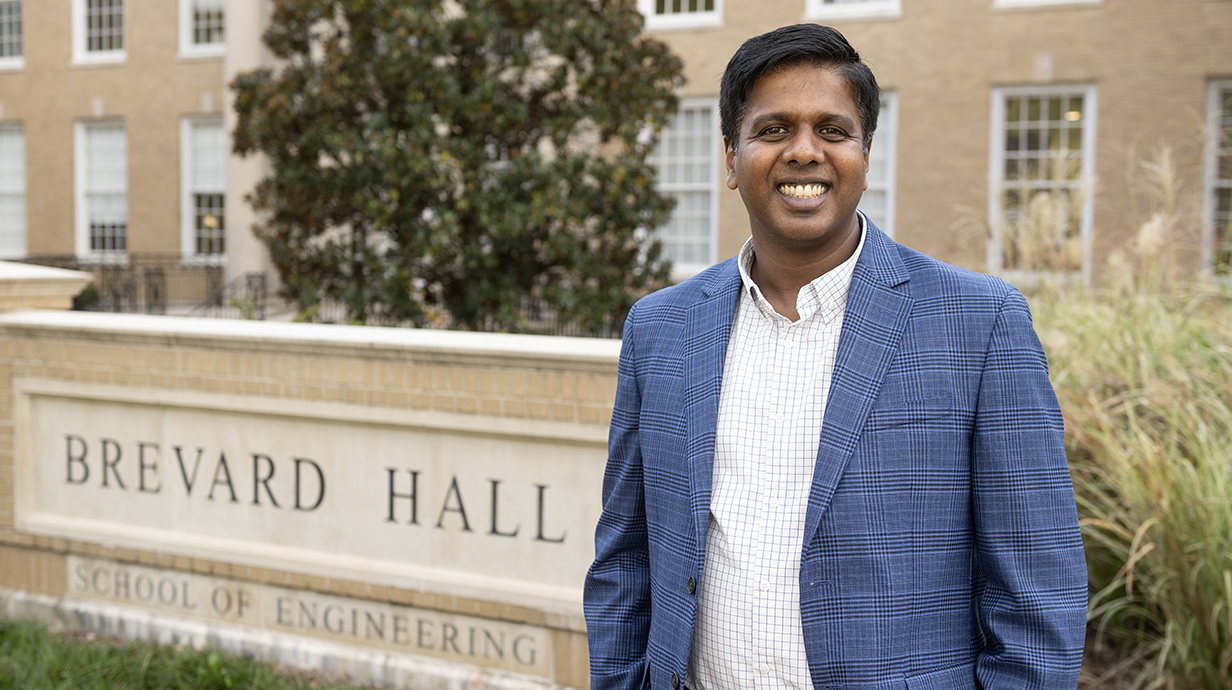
top-left (1027, 144), bottom-right (1232, 689)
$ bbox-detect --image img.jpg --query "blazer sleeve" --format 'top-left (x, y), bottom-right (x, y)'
top-left (584, 306), bottom-right (652, 690)
top-left (971, 289), bottom-right (1088, 689)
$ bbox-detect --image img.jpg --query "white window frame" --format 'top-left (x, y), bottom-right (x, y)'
top-left (987, 84), bottom-right (1098, 283)
top-left (805, 0), bottom-right (902, 21)
top-left (1202, 79), bottom-right (1232, 274)
top-left (181, 116), bottom-right (227, 262)
top-left (651, 97), bottom-right (721, 280)
top-left (0, 122), bottom-right (25, 259)
top-left (638, 0), bottom-right (723, 30)
top-left (74, 120), bottom-right (128, 260)
top-left (861, 91), bottom-right (898, 238)
top-left (71, 0), bottom-right (126, 66)
top-left (0, 0), bottom-right (23, 71)
top-left (992, 0), bottom-right (1101, 9)
top-left (178, 0), bottom-right (225, 59)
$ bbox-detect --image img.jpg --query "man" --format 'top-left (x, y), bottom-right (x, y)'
top-left (583, 23), bottom-right (1087, 690)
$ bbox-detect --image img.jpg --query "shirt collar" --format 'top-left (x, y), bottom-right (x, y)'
top-left (736, 212), bottom-right (868, 321)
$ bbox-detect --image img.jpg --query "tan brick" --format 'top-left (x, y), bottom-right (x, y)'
top-left (431, 366), bottom-right (450, 392)
top-left (480, 398), bottom-right (502, 416)
top-left (528, 402), bottom-right (552, 420)
top-left (455, 396), bottom-right (478, 414)
top-left (579, 404), bottom-right (606, 425)
top-left (552, 403), bottom-right (576, 422)
top-left (500, 371), bottom-right (528, 397)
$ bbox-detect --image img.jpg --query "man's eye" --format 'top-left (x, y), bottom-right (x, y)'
top-left (761, 125), bottom-right (787, 136)
top-left (819, 127), bottom-right (848, 140)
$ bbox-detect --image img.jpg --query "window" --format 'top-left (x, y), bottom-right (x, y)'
top-left (1204, 81), bottom-right (1232, 273)
top-left (649, 100), bottom-right (719, 277)
top-left (72, 0), bottom-right (125, 65)
top-left (861, 92), bottom-right (897, 237)
top-left (75, 121), bottom-right (127, 257)
top-left (0, 1), bottom-right (22, 70)
top-left (179, 0), bottom-right (225, 58)
top-left (988, 85), bottom-right (1097, 281)
top-left (638, 0), bottom-right (722, 30)
top-left (0, 124), bottom-right (24, 258)
top-left (181, 118), bottom-right (226, 258)
top-left (805, 0), bottom-right (902, 20)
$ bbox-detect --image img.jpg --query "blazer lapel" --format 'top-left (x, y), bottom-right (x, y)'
top-left (802, 227), bottom-right (914, 546)
top-left (683, 261), bottom-right (742, 567)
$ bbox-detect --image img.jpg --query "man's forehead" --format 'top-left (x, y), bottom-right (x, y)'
top-left (742, 63), bottom-right (859, 120)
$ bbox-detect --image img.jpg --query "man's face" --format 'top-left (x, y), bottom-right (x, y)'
top-left (725, 63), bottom-right (869, 252)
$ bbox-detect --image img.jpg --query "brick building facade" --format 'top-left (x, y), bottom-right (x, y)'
top-left (0, 0), bottom-right (1229, 289)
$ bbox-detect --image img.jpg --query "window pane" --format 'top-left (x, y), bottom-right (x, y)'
top-left (193, 0), bottom-right (224, 45)
top-left (84, 122), bottom-right (127, 253)
top-left (1213, 87), bottom-right (1232, 271)
top-left (0, 1), bottom-right (20, 58)
top-left (190, 121), bottom-right (225, 191)
top-left (862, 95), bottom-right (895, 234)
top-left (656, 0), bottom-right (716, 16)
top-left (195, 193), bottom-right (225, 254)
top-left (0, 125), bottom-right (24, 257)
top-left (649, 105), bottom-right (715, 267)
top-left (187, 119), bottom-right (226, 256)
top-left (998, 89), bottom-right (1091, 272)
top-left (86, 0), bottom-right (123, 52)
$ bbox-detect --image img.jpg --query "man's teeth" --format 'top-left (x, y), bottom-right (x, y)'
top-left (779, 183), bottom-right (828, 198)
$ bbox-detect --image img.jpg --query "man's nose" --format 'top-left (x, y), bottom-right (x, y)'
top-left (782, 131), bottom-right (825, 165)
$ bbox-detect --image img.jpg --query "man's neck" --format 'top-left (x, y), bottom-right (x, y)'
top-left (748, 219), bottom-right (862, 322)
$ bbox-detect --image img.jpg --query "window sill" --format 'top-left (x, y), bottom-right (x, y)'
top-left (71, 51), bottom-right (127, 67)
top-left (992, 0), bottom-right (1101, 9)
top-left (178, 44), bottom-right (226, 60)
top-left (74, 252), bottom-right (130, 265)
top-left (0, 57), bottom-right (24, 71)
top-left (642, 12), bottom-right (723, 31)
top-left (804, 2), bottom-right (902, 21)
top-left (181, 253), bottom-right (228, 266)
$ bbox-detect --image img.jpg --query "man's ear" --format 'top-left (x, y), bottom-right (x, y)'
top-left (724, 138), bottom-right (738, 190)
top-left (862, 138), bottom-right (872, 192)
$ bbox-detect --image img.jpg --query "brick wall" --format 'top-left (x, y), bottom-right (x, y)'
top-left (0, 311), bottom-right (618, 688)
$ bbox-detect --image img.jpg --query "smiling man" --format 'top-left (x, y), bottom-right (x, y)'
top-left (584, 23), bottom-right (1087, 690)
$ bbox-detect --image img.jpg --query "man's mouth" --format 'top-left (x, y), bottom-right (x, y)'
top-left (777, 183), bottom-right (829, 199)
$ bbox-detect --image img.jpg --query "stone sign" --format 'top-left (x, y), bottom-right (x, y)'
top-left (66, 556), bottom-right (551, 676)
top-left (15, 378), bottom-right (607, 612)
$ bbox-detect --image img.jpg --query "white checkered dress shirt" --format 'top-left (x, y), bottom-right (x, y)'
top-left (688, 217), bottom-right (868, 690)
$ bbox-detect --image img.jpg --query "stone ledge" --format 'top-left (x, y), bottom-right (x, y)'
top-left (0, 262), bottom-right (92, 312)
top-left (0, 310), bottom-right (622, 372)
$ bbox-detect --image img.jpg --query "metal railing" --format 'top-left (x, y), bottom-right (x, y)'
top-left (189, 272), bottom-right (267, 320)
top-left (15, 254), bottom-right (620, 336)
top-left (19, 254), bottom-right (230, 315)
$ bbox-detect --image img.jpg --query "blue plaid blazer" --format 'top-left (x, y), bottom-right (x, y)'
top-left (584, 223), bottom-right (1087, 690)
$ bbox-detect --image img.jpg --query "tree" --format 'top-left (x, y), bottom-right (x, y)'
top-left (232, 0), bottom-right (684, 332)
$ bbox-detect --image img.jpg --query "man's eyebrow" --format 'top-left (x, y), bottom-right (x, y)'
top-left (745, 111), bottom-right (859, 133)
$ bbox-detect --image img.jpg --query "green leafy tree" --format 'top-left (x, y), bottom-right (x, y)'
top-left (232, 0), bottom-right (684, 332)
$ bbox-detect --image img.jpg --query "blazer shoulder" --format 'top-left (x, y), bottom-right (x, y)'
top-left (628, 258), bottom-right (739, 320)
top-left (621, 258), bottom-right (740, 348)
top-left (893, 242), bottom-right (1021, 306)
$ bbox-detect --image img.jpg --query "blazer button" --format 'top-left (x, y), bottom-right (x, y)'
top-left (687, 577), bottom-right (696, 595)
top-left (671, 673), bottom-right (680, 689)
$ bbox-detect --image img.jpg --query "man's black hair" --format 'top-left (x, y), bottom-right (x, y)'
top-left (720, 24), bottom-right (880, 152)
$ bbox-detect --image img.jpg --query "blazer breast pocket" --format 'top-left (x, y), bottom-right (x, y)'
top-left (864, 392), bottom-right (954, 431)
